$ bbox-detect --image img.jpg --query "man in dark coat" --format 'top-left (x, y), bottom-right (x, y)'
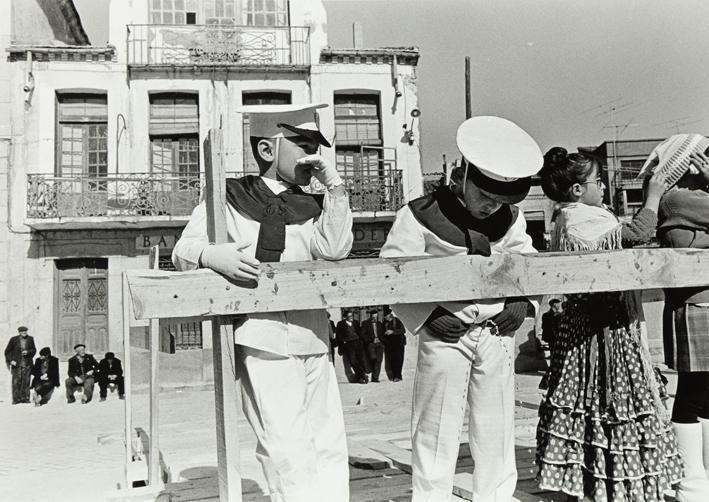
top-left (4, 326), bottom-right (36, 404)
top-left (97, 351), bottom-right (125, 401)
top-left (382, 307), bottom-right (407, 381)
top-left (540, 299), bottom-right (563, 350)
top-left (31, 347), bottom-right (60, 406)
top-left (360, 309), bottom-right (385, 383)
top-left (335, 311), bottom-right (367, 384)
top-left (65, 344), bottom-right (98, 404)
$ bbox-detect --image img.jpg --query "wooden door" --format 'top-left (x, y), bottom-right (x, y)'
top-left (55, 258), bottom-right (109, 359)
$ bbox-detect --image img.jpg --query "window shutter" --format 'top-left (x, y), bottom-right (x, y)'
top-left (150, 94), bottom-right (199, 136)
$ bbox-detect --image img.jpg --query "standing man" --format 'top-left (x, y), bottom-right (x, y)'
top-left (540, 298), bottom-right (562, 350)
top-left (380, 116), bottom-right (542, 501)
top-left (4, 326), bottom-right (36, 404)
top-left (336, 311), bottom-right (368, 384)
top-left (360, 309), bottom-right (384, 383)
top-left (31, 347), bottom-right (60, 406)
top-left (382, 306), bottom-right (406, 382)
top-left (172, 103), bottom-right (352, 502)
top-left (97, 352), bottom-right (125, 401)
top-left (65, 344), bottom-right (98, 404)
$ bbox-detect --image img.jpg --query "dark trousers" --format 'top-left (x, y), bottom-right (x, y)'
top-left (11, 365), bottom-right (31, 404)
top-left (66, 376), bottom-right (95, 403)
top-left (385, 345), bottom-right (405, 380)
top-left (98, 375), bottom-right (125, 398)
top-left (672, 371), bottom-right (709, 423)
top-left (366, 343), bottom-right (384, 381)
top-left (33, 382), bottom-right (55, 405)
top-left (341, 340), bottom-right (367, 382)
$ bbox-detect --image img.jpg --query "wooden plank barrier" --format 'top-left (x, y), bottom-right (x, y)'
top-left (126, 248), bottom-right (709, 319)
top-left (121, 129), bottom-right (709, 501)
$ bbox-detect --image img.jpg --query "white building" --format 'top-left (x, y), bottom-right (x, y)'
top-left (0, 0), bottom-right (422, 386)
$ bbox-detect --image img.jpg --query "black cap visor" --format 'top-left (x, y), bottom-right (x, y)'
top-left (467, 162), bottom-right (531, 204)
top-left (277, 123), bottom-right (331, 148)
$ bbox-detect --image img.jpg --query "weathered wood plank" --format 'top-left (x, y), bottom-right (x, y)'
top-left (204, 130), bottom-right (242, 502)
top-left (361, 439), bottom-right (413, 474)
top-left (126, 249), bottom-right (709, 320)
top-left (348, 439), bottom-right (391, 470)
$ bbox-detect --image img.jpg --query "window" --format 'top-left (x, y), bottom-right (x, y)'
top-left (334, 94), bottom-right (382, 146)
top-left (243, 0), bottom-right (289, 26)
top-left (149, 93), bottom-right (199, 183)
top-left (158, 256), bottom-right (203, 350)
top-left (618, 159), bottom-right (645, 181)
top-left (150, 0), bottom-right (199, 24)
top-left (56, 94), bottom-right (108, 185)
top-left (205, 0), bottom-right (237, 24)
top-left (241, 91), bottom-right (291, 174)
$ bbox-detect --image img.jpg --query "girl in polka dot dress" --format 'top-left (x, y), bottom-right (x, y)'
top-left (536, 147), bottom-right (682, 501)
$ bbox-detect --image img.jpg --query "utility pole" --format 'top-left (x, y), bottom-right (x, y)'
top-left (465, 56), bottom-right (472, 119)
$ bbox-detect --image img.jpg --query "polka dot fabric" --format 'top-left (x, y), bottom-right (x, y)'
top-left (536, 293), bottom-right (683, 501)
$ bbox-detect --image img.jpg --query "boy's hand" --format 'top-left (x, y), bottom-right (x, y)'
top-left (490, 297), bottom-right (529, 335)
top-left (297, 155), bottom-right (343, 189)
top-left (424, 307), bottom-right (469, 343)
top-left (200, 243), bottom-right (260, 282)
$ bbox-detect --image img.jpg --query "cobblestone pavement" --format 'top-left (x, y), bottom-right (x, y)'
top-left (0, 352), bottom-right (679, 502)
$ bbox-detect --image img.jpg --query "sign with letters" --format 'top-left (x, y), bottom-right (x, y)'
top-left (135, 233), bottom-right (181, 251)
top-left (351, 221), bottom-right (392, 252)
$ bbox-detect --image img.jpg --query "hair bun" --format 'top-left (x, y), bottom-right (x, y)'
top-left (543, 147), bottom-right (568, 170)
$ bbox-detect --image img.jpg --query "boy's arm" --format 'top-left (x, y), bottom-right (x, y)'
top-left (311, 186), bottom-right (354, 260)
top-left (379, 205), bottom-right (426, 258)
top-left (172, 201), bottom-right (210, 271)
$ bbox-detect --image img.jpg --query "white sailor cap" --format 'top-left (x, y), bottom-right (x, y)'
top-left (236, 103), bottom-right (331, 147)
top-left (456, 116), bottom-right (543, 204)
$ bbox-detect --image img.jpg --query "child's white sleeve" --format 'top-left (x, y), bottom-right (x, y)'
top-left (311, 190), bottom-right (354, 260)
top-left (379, 206), bottom-right (426, 258)
top-left (172, 201), bottom-right (210, 271)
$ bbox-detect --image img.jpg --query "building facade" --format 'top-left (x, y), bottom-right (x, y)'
top-left (1, 0), bottom-right (422, 386)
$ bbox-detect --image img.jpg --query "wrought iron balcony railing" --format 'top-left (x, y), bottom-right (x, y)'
top-left (26, 173), bottom-right (201, 219)
top-left (27, 168), bottom-right (404, 221)
top-left (127, 24), bottom-right (310, 67)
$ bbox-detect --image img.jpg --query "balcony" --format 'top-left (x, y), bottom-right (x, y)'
top-left (26, 173), bottom-right (201, 229)
top-left (126, 24), bottom-right (310, 70)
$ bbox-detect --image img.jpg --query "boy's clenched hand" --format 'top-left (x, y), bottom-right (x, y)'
top-left (200, 243), bottom-right (260, 281)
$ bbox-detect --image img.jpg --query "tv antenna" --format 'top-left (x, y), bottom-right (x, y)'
top-left (653, 117), bottom-right (702, 134)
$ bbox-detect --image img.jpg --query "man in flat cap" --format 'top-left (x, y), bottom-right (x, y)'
top-left (360, 309), bottom-right (385, 382)
top-left (65, 344), bottom-right (98, 404)
top-left (4, 326), bottom-right (36, 404)
top-left (173, 103), bottom-right (352, 501)
top-left (381, 116), bottom-right (542, 501)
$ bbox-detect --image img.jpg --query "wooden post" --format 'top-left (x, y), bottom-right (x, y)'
top-left (465, 56), bottom-right (472, 119)
top-left (122, 273), bottom-right (133, 488)
top-left (148, 246), bottom-right (161, 487)
top-left (204, 129), bottom-right (243, 501)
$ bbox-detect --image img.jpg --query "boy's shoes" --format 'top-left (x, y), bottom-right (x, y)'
top-left (371, 378), bottom-right (380, 383)
top-left (67, 396), bottom-right (76, 404)
top-left (100, 397), bottom-right (106, 402)
top-left (119, 395), bottom-right (125, 400)
top-left (358, 378), bottom-right (368, 384)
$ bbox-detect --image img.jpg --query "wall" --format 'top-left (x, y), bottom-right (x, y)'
top-left (312, 60), bottom-right (423, 203)
top-left (12, 0), bottom-right (85, 46)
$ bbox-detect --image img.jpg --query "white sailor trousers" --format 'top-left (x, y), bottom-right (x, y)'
top-left (236, 346), bottom-right (350, 502)
top-left (411, 328), bottom-right (517, 502)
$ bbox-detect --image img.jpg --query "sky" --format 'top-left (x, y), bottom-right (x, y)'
top-left (74, 0), bottom-right (709, 173)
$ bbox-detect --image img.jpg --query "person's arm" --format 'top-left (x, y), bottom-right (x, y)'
top-left (67, 358), bottom-right (76, 379)
top-left (624, 169), bottom-right (667, 246)
top-left (4, 339), bottom-right (14, 367)
top-left (51, 359), bottom-right (60, 387)
top-left (115, 360), bottom-right (123, 378)
top-left (310, 187), bottom-right (354, 261)
top-left (379, 205), bottom-right (426, 258)
top-left (172, 201), bottom-right (210, 271)
top-left (393, 318), bottom-right (406, 337)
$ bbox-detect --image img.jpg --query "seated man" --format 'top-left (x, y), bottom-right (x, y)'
top-left (65, 344), bottom-right (98, 404)
top-left (31, 347), bottom-right (60, 406)
top-left (97, 351), bottom-right (125, 401)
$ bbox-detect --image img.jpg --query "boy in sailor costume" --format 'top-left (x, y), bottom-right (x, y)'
top-left (380, 116), bottom-right (542, 502)
top-left (173, 104), bottom-right (353, 502)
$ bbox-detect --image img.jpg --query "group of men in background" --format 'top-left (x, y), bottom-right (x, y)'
top-left (4, 326), bottom-right (125, 406)
top-left (331, 306), bottom-right (407, 384)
